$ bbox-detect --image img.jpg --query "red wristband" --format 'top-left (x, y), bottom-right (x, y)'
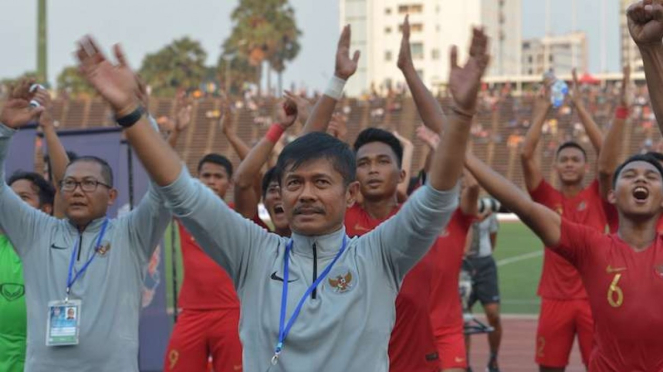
top-left (615, 106), bottom-right (629, 120)
top-left (265, 123), bottom-right (285, 143)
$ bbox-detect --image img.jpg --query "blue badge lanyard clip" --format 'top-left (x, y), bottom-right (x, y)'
top-left (65, 219), bottom-right (109, 302)
top-left (271, 236), bottom-right (347, 365)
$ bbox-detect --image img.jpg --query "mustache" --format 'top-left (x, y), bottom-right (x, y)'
top-left (293, 205), bottom-right (325, 214)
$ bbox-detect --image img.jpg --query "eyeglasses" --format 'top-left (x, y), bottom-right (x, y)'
top-left (60, 179), bottom-right (112, 192)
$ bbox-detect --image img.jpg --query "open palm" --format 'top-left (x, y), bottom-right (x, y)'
top-left (76, 37), bottom-right (138, 114)
top-left (0, 80), bottom-right (44, 128)
top-left (449, 28), bottom-right (490, 115)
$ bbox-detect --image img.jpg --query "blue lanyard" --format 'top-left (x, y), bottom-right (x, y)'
top-left (271, 236), bottom-right (348, 365)
top-left (65, 219), bottom-right (109, 301)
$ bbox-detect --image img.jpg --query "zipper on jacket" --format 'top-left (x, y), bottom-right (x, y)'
top-left (77, 232), bottom-right (83, 261)
top-left (312, 243), bottom-right (318, 299)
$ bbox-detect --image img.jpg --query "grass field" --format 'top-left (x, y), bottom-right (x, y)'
top-left (163, 220), bottom-right (546, 315)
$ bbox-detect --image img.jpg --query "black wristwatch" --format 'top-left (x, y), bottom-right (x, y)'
top-left (115, 106), bottom-right (145, 128)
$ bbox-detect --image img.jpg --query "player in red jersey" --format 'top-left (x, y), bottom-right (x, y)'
top-left (164, 153), bottom-right (243, 372)
top-left (467, 149), bottom-right (663, 372)
top-left (162, 103), bottom-right (295, 372)
top-left (520, 74), bottom-right (606, 371)
top-left (396, 16), bottom-right (482, 372)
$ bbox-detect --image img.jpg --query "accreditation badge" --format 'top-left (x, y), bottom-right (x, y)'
top-left (46, 299), bottom-right (81, 346)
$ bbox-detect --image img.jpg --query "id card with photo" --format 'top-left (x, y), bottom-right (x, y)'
top-left (46, 300), bottom-right (81, 346)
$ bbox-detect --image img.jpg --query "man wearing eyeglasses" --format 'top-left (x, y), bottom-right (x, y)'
top-left (0, 79), bottom-right (171, 372)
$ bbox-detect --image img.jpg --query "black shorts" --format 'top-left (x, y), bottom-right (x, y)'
top-left (467, 255), bottom-right (500, 308)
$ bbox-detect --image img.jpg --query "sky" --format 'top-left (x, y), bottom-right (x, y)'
top-left (0, 0), bottom-right (621, 92)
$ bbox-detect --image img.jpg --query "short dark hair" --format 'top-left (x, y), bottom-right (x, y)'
top-left (262, 167), bottom-right (279, 199)
top-left (556, 141), bottom-right (587, 161)
top-left (646, 151), bottom-right (663, 162)
top-left (612, 153), bottom-right (663, 188)
top-left (353, 128), bottom-right (403, 167)
top-left (67, 156), bottom-right (114, 186)
top-left (8, 171), bottom-right (56, 207)
top-left (197, 154), bottom-right (233, 179)
top-left (275, 132), bottom-right (356, 186)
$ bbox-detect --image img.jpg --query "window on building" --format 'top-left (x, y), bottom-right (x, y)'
top-left (431, 49), bottom-right (440, 60)
top-left (411, 42), bottom-right (424, 59)
top-left (385, 7), bottom-right (391, 14)
top-left (549, 54), bottom-right (554, 62)
top-left (416, 69), bottom-right (424, 80)
top-left (385, 51), bottom-right (392, 61)
top-left (528, 56), bottom-right (533, 63)
top-left (385, 27), bottom-right (392, 34)
top-left (399, 23), bottom-right (422, 32)
top-left (398, 4), bottom-right (423, 14)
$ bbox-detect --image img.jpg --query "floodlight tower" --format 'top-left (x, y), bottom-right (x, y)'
top-left (37, 0), bottom-right (47, 83)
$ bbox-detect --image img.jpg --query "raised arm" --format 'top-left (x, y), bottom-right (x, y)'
top-left (75, 37), bottom-right (278, 286)
top-left (301, 25), bottom-right (360, 134)
top-left (220, 107), bottom-right (251, 161)
top-left (366, 27), bottom-right (491, 284)
top-left (628, 0), bottom-right (663, 131)
top-left (569, 69), bottom-right (603, 153)
top-left (398, 15), bottom-right (448, 133)
top-left (166, 102), bottom-right (192, 148)
top-left (520, 89), bottom-right (551, 191)
top-left (34, 88), bottom-right (69, 218)
top-left (465, 152), bottom-right (561, 247)
top-left (392, 130), bottom-right (414, 199)
top-left (234, 101), bottom-right (297, 219)
top-left (460, 168), bottom-right (480, 216)
top-left (598, 66), bottom-right (631, 200)
top-left (0, 79), bottom-right (55, 256)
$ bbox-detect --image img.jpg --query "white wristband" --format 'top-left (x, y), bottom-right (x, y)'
top-left (324, 76), bottom-right (346, 100)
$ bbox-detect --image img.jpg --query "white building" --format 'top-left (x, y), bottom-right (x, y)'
top-left (620, 0), bottom-right (644, 72)
top-left (521, 32), bottom-right (588, 76)
top-left (339, 0), bottom-right (522, 96)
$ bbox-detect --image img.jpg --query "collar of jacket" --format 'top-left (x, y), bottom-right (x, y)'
top-left (290, 227), bottom-right (348, 259)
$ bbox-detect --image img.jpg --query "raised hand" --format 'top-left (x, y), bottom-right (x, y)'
top-left (621, 65), bottom-right (632, 107)
top-left (76, 36), bottom-right (139, 116)
top-left (335, 25), bottom-right (361, 80)
top-left (33, 87), bottom-right (56, 128)
top-left (627, 0), bottom-right (663, 46)
top-left (283, 90), bottom-right (313, 124)
top-left (219, 104), bottom-right (236, 137)
top-left (276, 99), bottom-right (298, 129)
top-left (0, 79), bottom-right (44, 128)
top-left (327, 113), bottom-right (348, 139)
top-left (397, 15), bottom-right (414, 71)
top-left (175, 95), bottom-right (192, 132)
top-left (448, 27), bottom-right (491, 116)
top-left (569, 68), bottom-right (582, 104)
top-left (533, 85), bottom-right (552, 115)
top-left (416, 125), bottom-right (440, 149)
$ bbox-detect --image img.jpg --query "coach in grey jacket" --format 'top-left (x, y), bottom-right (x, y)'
top-left (74, 23), bottom-right (489, 372)
top-left (0, 80), bottom-right (170, 372)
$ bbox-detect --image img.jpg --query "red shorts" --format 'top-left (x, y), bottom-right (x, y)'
top-left (435, 329), bottom-right (468, 369)
top-left (165, 308), bottom-right (243, 372)
top-left (535, 298), bottom-right (594, 368)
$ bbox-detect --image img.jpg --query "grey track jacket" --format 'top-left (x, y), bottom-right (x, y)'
top-left (0, 123), bottom-right (170, 372)
top-left (159, 168), bottom-right (459, 372)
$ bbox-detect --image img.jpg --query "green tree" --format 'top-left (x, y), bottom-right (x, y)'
top-left (139, 37), bottom-right (207, 97)
top-left (56, 66), bottom-right (95, 97)
top-left (223, 0), bottom-right (301, 94)
top-left (217, 54), bottom-right (258, 95)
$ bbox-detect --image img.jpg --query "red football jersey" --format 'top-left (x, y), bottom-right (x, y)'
top-left (554, 219), bottom-right (663, 371)
top-left (429, 210), bottom-right (474, 338)
top-left (345, 203), bottom-right (440, 372)
top-left (177, 204), bottom-right (270, 310)
top-left (529, 179), bottom-right (609, 300)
